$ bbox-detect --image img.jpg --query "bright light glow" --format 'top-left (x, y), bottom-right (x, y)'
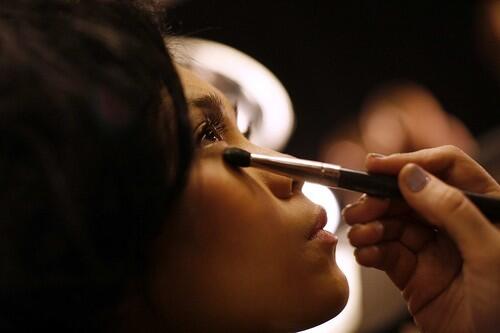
top-left (300, 183), bottom-right (362, 333)
top-left (299, 241), bottom-right (362, 333)
top-left (175, 37), bottom-right (295, 150)
top-left (302, 183), bottom-right (340, 233)
top-left (236, 105), bottom-right (251, 135)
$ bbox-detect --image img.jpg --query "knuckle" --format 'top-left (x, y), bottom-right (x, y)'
top-left (441, 145), bottom-right (465, 158)
top-left (439, 187), bottom-right (468, 215)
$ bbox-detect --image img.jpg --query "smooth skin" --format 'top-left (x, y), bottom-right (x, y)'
top-left (134, 67), bottom-right (348, 332)
top-left (343, 145), bottom-right (500, 333)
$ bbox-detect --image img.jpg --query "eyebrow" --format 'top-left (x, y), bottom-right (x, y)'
top-left (189, 92), bottom-right (238, 118)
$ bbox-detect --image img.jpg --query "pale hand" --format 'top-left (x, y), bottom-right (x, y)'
top-left (343, 146), bottom-right (500, 333)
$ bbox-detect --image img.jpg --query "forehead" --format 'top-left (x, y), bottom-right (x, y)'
top-left (176, 65), bottom-right (236, 121)
top-left (176, 66), bottom-right (225, 104)
top-left (176, 66), bottom-right (212, 98)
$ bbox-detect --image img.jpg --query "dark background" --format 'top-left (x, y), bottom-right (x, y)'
top-left (168, 0), bottom-right (499, 160)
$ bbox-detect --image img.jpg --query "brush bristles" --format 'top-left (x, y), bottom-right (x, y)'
top-left (223, 147), bottom-right (251, 167)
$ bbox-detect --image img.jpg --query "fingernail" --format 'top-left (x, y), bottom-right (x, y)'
top-left (343, 194), bottom-right (367, 211)
top-left (368, 153), bottom-right (386, 159)
top-left (341, 207), bottom-right (350, 222)
top-left (341, 194), bottom-right (367, 222)
top-left (404, 164), bottom-right (430, 192)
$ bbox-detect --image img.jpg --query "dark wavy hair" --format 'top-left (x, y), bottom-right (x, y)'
top-left (0, 0), bottom-right (192, 331)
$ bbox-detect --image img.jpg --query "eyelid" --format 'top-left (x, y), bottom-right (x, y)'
top-left (192, 107), bottom-right (223, 135)
top-left (192, 118), bottom-right (208, 135)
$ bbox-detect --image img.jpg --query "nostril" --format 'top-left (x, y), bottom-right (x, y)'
top-left (292, 179), bottom-right (304, 193)
top-left (268, 175), bottom-right (301, 199)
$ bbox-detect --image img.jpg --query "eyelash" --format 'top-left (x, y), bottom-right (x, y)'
top-left (196, 113), bottom-right (227, 146)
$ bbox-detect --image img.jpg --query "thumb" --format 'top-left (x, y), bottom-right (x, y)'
top-left (398, 163), bottom-right (497, 257)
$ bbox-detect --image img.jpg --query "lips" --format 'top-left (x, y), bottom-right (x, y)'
top-left (308, 206), bottom-right (339, 245)
top-left (308, 206), bottom-right (328, 240)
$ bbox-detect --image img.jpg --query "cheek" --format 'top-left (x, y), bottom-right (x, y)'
top-left (169, 162), bottom-right (301, 302)
top-left (174, 158), bottom-right (309, 284)
top-left (182, 162), bottom-right (288, 253)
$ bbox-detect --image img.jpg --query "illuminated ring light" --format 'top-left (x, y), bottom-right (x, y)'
top-left (174, 37), bottom-right (294, 151)
top-left (302, 183), bottom-right (340, 234)
top-left (300, 183), bottom-right (361, 333)
top-left (175, 37), bottom-right (360, 333)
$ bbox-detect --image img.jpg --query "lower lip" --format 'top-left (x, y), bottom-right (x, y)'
top-left (311, 229), bottom-right (338, 244)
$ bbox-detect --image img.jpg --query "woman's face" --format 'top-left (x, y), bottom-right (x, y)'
top-left (149, 67), bottom-right (348, 332)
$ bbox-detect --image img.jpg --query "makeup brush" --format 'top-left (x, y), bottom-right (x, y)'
top-left (223, 147), bottom-right (500, 221)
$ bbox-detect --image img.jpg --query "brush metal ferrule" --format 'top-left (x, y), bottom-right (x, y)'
top-left (249, 153), bottom-right (341, 187)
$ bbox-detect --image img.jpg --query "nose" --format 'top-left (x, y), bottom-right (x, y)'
top-left (244, 144), bottom-right (304, 199)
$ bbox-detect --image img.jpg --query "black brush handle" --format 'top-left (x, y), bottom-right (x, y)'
top-left (338, 169), bottom-right (401, 198)
top-left (338, 169), bottom-right (500, 221)
top-left (463, 191), bottom-right (500, 221)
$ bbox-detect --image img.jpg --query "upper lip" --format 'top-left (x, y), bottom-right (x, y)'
top-left (308, 206), bottom-right (328, 239)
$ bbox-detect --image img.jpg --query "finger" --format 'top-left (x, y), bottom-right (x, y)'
top-left (377, 216), bottom-right (436, 253)
top-left (342, 195), bottom-right (409, 225)
top-left (365, 145), bottom-right (499, 194)
top-left (397, 218), bottom-right (435, 253)
top-left (348, 218), bottom-right (406, 247)
top-left (354, 242), bottom-right (416, 289)
top-left (398, 163), bottom-right (498, 257)
top-left (348, 221), bottom-right (384, 247)
top-left (348, 217), bottom-right (434, 252)
top-left (365, 145), bottom-right (465, 175)
top-left (342, 195), bottom-right (389, 225)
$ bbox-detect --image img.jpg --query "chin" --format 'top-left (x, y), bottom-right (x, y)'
top-left (307, 270), bottom-right (349, 330)
top-left (277, 268), bottom-right (350, 333)
top-left (326, 270), bottom-right (349, 318)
